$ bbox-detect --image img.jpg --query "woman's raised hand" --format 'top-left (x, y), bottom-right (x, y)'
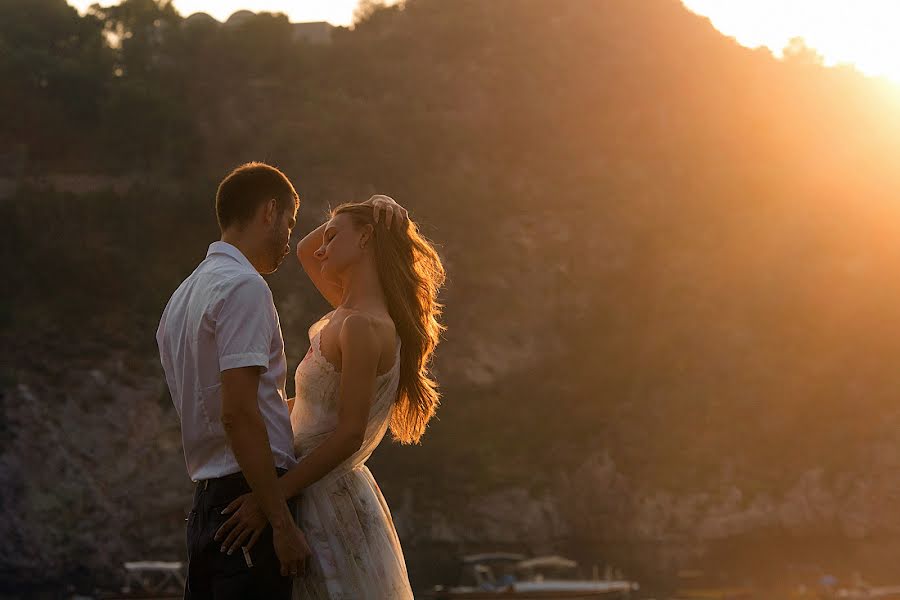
top-left (364, 195), bottom-right (408, 229)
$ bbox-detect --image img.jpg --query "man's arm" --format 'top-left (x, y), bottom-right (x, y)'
top-left (214, 275), bottom-right (310, 575)
top-left (220, 366), bottom-right (293, 531)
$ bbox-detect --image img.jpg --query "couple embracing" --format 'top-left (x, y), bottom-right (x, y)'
top-left (156, 162), bottom-right (445, 599)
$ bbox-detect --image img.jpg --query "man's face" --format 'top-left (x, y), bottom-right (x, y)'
top-left (266, 205), bottom-right (297, 272)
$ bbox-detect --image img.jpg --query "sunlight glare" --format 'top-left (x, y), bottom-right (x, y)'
top-left (682, 0), bottom-right (900, 83)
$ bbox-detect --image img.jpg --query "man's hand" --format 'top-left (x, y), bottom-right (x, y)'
top-left (272, 522), bottom-right (312, 577)
top-left (213, 493), bottom-right (311, 576)
top-left (214, 492), bottom-right (268, 554)
top-left (364, 194), bottom-right (408, 229)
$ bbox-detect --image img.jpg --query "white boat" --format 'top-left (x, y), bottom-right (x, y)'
top-left (836, 584), bottom-right (900, 599)
top-left (429, 553), bottom-right (639, 599)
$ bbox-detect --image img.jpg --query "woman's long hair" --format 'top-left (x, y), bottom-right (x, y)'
top-left (332, 203), bottom-right (446, 444)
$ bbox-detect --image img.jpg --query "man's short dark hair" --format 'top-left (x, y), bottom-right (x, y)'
top-left (216, 162), bottom-right (299, 231)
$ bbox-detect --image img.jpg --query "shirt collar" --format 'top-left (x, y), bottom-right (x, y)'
top-left (206, 241), bottom-right (258, 273)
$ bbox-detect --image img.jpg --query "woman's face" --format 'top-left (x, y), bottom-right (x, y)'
top-left (312, 213), bottom-right (369, 282)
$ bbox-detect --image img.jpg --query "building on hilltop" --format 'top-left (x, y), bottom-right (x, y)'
top-left (217, 11), bottom-right (334, 44)
top-left (291, 21), bottom-right (334, 45)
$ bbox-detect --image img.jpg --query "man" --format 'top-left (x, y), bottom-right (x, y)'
top-left (156, 162), bottom-right (308, 599)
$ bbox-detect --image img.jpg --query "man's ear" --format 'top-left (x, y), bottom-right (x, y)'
top-left (262, 198), bottom-right (278, 225)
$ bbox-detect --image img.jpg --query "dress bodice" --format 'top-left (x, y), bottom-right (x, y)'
top-left (290, 315), bottom-right (401, 483)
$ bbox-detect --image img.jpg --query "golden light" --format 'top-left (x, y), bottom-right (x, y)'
top-left (68, 0), bottom-right (363, 26)
top-left (682, 0), bottom-right (900, 83)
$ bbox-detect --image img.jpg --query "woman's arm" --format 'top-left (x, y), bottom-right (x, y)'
top-left (214, 315), bottom-right (381, 553)
top-left (297, 196), bottom-right (408, 308)
top-left (277, 314), bottom-right (380, 499)
top-left (298, 222), bottom-right (343, 308)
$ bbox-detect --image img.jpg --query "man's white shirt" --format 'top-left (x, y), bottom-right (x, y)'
top-left (156, 241), bottom-right (297, 481)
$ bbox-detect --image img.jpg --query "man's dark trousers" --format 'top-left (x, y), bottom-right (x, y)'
top-left (184, 469), bottom-right (292, 599)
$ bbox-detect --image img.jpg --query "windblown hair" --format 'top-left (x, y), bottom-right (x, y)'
top-left (332, 203), bottom-right (446, 444)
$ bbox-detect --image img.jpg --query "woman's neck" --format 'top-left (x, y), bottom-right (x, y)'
top-left (338, 260), bottom-right (388, 313)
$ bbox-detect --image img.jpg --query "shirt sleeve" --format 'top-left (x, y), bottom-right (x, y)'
top-left (214, 275), bottom-right (277, 373)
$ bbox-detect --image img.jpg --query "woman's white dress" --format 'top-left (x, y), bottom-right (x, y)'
top-left (290, 314), bottom-right (413, 599)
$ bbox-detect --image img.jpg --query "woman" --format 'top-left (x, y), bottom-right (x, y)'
top-left (215, 195), bottom-right (445, 599)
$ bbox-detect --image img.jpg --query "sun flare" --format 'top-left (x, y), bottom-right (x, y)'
top-left (682, 0), bottom-right (900, 83)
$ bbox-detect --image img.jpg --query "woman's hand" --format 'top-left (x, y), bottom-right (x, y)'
top-left (364, 195), bottom-right (408, 228)
top-left (213, 492), bottom-right (268, 554)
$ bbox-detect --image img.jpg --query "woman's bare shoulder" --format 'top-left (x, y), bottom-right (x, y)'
top-left (338, 310), bottom-right (395, 346)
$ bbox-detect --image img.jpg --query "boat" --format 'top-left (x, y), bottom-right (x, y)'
top-left (428, 553), bottom-right (639, 599)
top-left (786, 566), bottom-right (900, 599)
top-left (95, 561), bottom-right (184, 599)
top-left (841, 585), bottom-right (900, 599)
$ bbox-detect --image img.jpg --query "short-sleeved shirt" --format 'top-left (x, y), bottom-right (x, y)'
top-left (156, 241), bottom-right (297, 481)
